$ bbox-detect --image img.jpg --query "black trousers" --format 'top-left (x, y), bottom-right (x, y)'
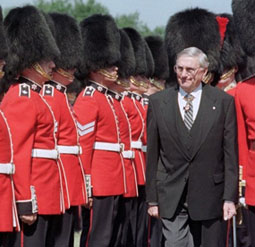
top-left (120, 197), bottom-right (138, 247)
top-left (47, 207), bottom-right (75, 247)
top-left (247, 206), bottom-right (255, 247)
top-left (87, 196), bottom-right (120, 247)
top-left (80, 207), bottom-right (90, 247)
top-left (148, 216), bottom-right (164, 247)
top-left (136, 185), bottom-right (149, 247)
top-left (6, 215), bottom-right (58, 247)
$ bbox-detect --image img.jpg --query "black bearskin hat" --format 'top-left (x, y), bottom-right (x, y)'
top-left (232, 0), bottom-right (255, 56)
top-left (49, 12), bottom-right (82, 70)
top-left (123, 27), bottom-right (147, 76)
top-left (79, 14), bottom-right (121, 75)
top-left (144, 41), bottom-right (155, 78)
top-left (0, 7), bottom-right (8, 60)
top-left (4, 5), bottom-right (60, 80)
top-left (165, 8), bottom-right (221, 81)
top-left (218, 14), bottom-right (246, 75)
top-left (117, 29), bottom-right (136, 79)
top-left (145, 36), bottom-right (169, 80)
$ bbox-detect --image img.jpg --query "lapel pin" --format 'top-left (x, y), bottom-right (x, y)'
top-left (213, 106), bottom-right (216, 110)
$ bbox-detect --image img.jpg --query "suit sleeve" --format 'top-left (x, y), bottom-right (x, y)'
top-left (145, 99), bottom-right (160, 204)
top-left (223, 97), bottom-right (239, 203)
top-left (1, 94), bottom-right (37, 214)
top-left (235, 89), bottom-right (248, 180)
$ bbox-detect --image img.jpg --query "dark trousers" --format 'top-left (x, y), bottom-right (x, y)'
top-left (120, 197), bottom-right (138, 247)
top-left (136, 185), bottom-right (149, 247)
top-left (247, 206), bottom-right (255, 247)
top-left (80, 207), bottom-right (91, 247)
top-left (228, 206), bottom-right (251, 247)
top-left (0, 233), bottom-right (9, 247)
top-left (6, 215), bottom-right (58, 247)
top-left (47, 207), bottom-right (75, 247)
top-left (148, 217), bottom-right (164, 247)
top-left (87, 196), bottom-right (120, 247)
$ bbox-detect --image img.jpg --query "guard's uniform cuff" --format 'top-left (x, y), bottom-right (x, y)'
top-left (85, 175), bottom-right (93, 197)
top-left (16, 186), bottom-right (38, 215)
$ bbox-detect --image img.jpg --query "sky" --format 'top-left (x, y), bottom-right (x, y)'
top-left (1, 0), bottom-right (233, 29)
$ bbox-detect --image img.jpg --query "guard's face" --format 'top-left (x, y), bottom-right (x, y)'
top-left (175, 55), bottom-right (207, 93)
top-left (39, 60), bottom-right (55, 77)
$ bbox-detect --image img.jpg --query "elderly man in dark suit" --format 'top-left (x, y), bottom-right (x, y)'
top-left (146, 47), bottom-right (238, 247)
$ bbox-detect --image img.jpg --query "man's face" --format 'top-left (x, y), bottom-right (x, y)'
top-left (39, 60), bottom-right (55, 78)
top-left (175, 55), bottom-right (207, 93)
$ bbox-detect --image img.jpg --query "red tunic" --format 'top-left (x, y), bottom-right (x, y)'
top-left (235, 78), bottom-right (255, 205)
top-left (107, 90), bottom-right (138, 197)
top-left (42, 82), bottom-right (87, 208)
top-left (0, 111), bottom-right (19, 231)
top-left (1, 78), bottom-right (64, 215)
top-left (73, 81), bottom-right (126, 196)
top-left (122, 92), bottom-right (146, 185)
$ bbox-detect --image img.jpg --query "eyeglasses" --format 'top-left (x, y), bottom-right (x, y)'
top-left (174, 65), bottom-right (201, 76)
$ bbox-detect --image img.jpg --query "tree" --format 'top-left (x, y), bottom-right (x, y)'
top-left (13, 0), bottom-right (165, 37)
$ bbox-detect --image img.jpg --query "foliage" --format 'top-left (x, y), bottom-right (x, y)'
top-left (4, 0), bottom-right (165, 37)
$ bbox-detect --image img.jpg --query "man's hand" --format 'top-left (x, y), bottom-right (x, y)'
top-left (223, 201), bottom-right (236, 221)
top-left (148, 205), bottom-right (160, 218)
top-left (20, 214), bottom-right (37, 225)
top-left (85, 198), bottom-right (93, 209)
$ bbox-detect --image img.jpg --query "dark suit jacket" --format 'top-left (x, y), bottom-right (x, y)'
top-left (145, 83), bottom-right (238, 221)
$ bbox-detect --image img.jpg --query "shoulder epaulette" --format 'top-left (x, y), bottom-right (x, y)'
top-left (19, 83), bottom-right (30, 98)
top-left (43, 84), bottom-right (54, 97)
top-left (83, 86), bottom-right (95, 97)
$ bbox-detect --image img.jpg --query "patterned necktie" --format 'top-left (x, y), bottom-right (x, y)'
top-left (183, 94), bottom-right (194, 130)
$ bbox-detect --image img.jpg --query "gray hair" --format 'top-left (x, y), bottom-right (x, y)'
top-left (176, 47), bottom-right (209, 69)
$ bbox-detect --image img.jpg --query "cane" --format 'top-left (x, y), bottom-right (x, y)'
top-left (232, 215), bottom-right (237, 247)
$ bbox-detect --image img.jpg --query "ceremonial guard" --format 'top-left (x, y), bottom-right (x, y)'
top-left (105, 28), bottom-right (139, 247)
top-left (144, 35), bottom-right (169, 247)
top-left (0, 6), bottom-right (19, 246)
top-left (1, 6), bottom-right (65, 247)
top-left (73, 14), bottom-right (126, 247)
top-left (232, 1), bottom-right (255, 246)
top-left (165, 8), bottom-right (222, 86)
top-left (122, 27), bottom-right (149, 247)
top-left (41, 13), bottom-right (87, 247)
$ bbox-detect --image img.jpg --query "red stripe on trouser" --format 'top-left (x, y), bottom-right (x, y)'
top-left (147, 216), bottom-right (152, 247)
top-left (86, 208), bottom-right (93, 247)
top-left (21, 222), bottom-right (24, 247)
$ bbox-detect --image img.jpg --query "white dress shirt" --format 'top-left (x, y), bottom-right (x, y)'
top-left (178, 83), bottom-right (202, 122)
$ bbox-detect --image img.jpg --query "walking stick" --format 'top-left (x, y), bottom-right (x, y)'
top-left (232, 215), bottom-right (237, 247)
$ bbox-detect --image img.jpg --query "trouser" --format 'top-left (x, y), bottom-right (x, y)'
top-left (6, 215), bottom-right (58, 247)
top-left (148, 216), bottom-right (164, 247)
top-left (47, 207), bottom-right (75, 247)
top-left (87, 195), bottom-right (120, 247)
top-left (80, 207), bottom-right (90, 247)
top-left (136, 185), bottom-right (149, 247)
top-left (228, 206), bottom-right (251, 247)
top-left (120, 197), bottom-right (138, 247)
top-left (247, 206), bottom-right (255, 247)
top-left (0, 233), bottom-right (9, 247)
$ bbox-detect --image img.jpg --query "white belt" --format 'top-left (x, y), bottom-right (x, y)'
top-left (93, 142), bottom-right (124, 152)
top-left (57, 145), bottom-right (82, 155)
top-left (31, 149), bottom-right (58, 159)
top-left (0, 163), bottom-right (15, 174)
top-left (131, 141), bottom-right (143, 149)
top-left (122, 150), bottom-right (135, 159)
top-left (142, 145), bottom-right (147, 153)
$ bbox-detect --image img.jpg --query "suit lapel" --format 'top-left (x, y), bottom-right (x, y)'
top-left (160, 87), bottom-right (190, 160)
top-left (190, 84), bottom-right (218, 159)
